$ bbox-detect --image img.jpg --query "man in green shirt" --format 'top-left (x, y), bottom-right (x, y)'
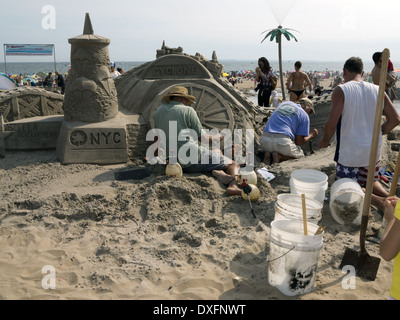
top-left (153, 86), bottom-right (241, 196)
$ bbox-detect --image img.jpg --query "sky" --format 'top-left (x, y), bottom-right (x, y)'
top-left (1, 0), bottom-right (400, 64)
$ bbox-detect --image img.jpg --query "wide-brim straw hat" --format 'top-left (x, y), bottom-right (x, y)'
top-left (162, 86), bottom-right (196, 105)
top-left (298, 97), bottom-right (315, 114)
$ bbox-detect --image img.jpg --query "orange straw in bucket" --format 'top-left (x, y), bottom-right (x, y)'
top-left (301, 194), bottom-right (308, 235)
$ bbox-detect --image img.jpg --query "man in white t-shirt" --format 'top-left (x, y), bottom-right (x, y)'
top-left (318, 56), bottom-right (400, 208)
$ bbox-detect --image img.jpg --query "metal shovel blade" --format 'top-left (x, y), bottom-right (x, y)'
top-left (339, 247), bottom-right (381, 281)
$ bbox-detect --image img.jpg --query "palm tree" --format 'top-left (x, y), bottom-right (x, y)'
top-left (261, 26), bottom-right (298, 101)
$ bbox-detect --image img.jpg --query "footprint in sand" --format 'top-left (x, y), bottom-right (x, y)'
top-left (171, 278), bottom-right (225, 299)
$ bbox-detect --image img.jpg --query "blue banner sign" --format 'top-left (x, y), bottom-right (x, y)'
top-left (5, 44), bottom-right (54, 56)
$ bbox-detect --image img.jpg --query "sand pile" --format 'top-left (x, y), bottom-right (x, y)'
top-left (0, 138), bottom-right (394, 300)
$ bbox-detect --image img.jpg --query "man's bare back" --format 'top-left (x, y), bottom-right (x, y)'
top-left (287, 70), bottom-right (312, 101)
top-left (372, 64), bottom-right (397, 100)
top-left (371, 65), bottom-right (380, 85)
top-left (290, 70), bottom-right (311, 90)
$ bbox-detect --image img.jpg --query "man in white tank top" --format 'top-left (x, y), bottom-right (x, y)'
top-left (318, 57), bottom-right (400, 209)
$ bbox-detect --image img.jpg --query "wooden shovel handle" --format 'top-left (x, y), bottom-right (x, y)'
top-left (302, 194), bottom-right (308, 235)
top-left (360, 48), bottom-right (390, 251)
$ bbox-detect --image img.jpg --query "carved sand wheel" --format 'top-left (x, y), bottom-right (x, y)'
top-left (149, 83), bottom-right (235, 132)
top-left (0, 87), bottom-right (64, 123)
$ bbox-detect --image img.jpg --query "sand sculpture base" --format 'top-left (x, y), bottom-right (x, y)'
top-left (56, 112), bottom-right (131, 165)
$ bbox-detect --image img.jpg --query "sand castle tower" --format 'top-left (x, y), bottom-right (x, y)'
top-left (57, 13), bottom-right (128, 164)
top-left (62, 13), bottom-right (118, 122)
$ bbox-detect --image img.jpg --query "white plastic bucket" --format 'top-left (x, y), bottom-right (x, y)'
top-left (329, 178), bottom-right (365, 225)
top-left (267, 219), bottom-right (324, 296)
top-left (290, 169), bottom-right (328, 203)
top-left (274, 193), bottom-right (323, 222)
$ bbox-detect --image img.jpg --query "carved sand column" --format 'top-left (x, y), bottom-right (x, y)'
top-left (57, 13), bottom-right (128, 165)
top-left (63, 13), bottom-right (118, 122)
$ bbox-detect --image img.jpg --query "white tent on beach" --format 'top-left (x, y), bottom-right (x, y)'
top-left (0, 73), bottom-right (16, 91)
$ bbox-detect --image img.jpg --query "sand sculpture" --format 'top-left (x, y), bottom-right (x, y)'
top-left (56, 13), bottom-right (128, 165)
top-left (0, 87), bottom-right (64, 153)
top-left (62, 13), bottom-right (118, 122)
top-left (305, 95), bottom-right (332, 152)
top-left (0, 87), bottom-right (64, 123)
top-left (0, 116), bottom-right (12, 157)
top-left (115, 41), bottom-right (262, 132)
top-left (115, 42), bottom-right (260, 153)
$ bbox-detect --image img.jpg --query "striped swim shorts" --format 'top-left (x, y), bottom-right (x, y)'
top-left (336, 162), bottom-right (380, 187)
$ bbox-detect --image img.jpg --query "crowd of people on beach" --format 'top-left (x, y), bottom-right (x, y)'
top-left (5, 61), bottom-right (125, 94)
top-left (227, 65), bottom-right (344, 90)
top-left (9, 71), bottom-right (67, 91)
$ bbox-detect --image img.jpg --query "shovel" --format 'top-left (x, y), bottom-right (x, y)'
top-left (339, 48), bottom-right (391, 281)
top-left (114, 167), bottom-right (150, 181)
top-left (302, 194), bottom-right (327, 236)
top-left (301, 194), bottom-right (308, 235)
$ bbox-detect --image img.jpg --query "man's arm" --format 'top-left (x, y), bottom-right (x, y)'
top-left (286, 73), bottom-right (293, 90)
top-left (386, 71), bottom-right (396, 87)
top-left (371, 66), bottom-right (380, 85)
top-left (304, 73), bottom-right (312, 89)
top-left (295, 128), bottom-right (318, 146)
top-left (318, 86), bottom-right (344, 148)
top-left (380, 197), bottom-right (400, 261)
top-left (382, 92), bottom-right (400, 135)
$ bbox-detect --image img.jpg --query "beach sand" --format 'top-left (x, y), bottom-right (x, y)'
top-left (0, 81), bottom-right (395, 301)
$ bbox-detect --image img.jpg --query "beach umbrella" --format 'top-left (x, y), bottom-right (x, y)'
top-left (261, 25), bottom-right (299, 101)
top-left (24, 77), bottom-right (39, 85)
top-left (0, 73), bottom-right (17, 91)
top-left (222, 72), bottom-right (229, 77)
top-left (37, 72), bottom-right (47, 79)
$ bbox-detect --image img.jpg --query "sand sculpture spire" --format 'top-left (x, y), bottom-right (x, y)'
top-left (212, 51), bottom-right (218, 62)
top-left (83, 12), bottom-right (94, 35)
